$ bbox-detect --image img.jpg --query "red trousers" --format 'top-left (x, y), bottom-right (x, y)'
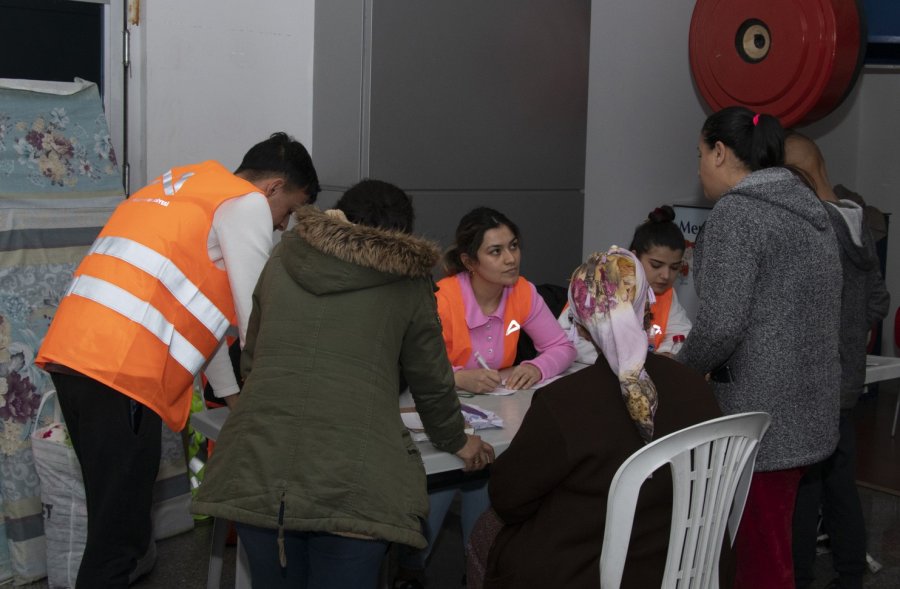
top-left (734, 468), bottom-right (806, 589)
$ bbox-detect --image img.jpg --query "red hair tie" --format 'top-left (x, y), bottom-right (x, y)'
top-left (752, 113), bottom-right (760, 126)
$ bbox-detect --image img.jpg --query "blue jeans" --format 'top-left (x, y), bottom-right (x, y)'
top-left (399, 477), bottom-right (491, 570)
top-left (235, 524), bottom-right (389, 589)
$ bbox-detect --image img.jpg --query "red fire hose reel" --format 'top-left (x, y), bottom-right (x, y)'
top-left (689, 0), bottom-right (866, 127)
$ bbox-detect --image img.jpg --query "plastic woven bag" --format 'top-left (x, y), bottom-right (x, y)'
top-left (30, 390), bottom-right (85, 589)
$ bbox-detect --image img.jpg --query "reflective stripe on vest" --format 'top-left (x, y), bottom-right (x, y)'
top-left (162, 170), bottom-right (194, 196)
top-left (36, 160), bottom-right (258, 430)
top-left (436, 274), bottom-right (533, 369)
top-left (87, 236), bottom-right (231, 341)
top-left (67, 274), bottom-right (207, 375)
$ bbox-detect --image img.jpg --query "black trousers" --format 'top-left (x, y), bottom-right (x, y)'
top-left (793, 410), bottom-right (867, 589)
top-left (51, 372), bottom-right (161, 589)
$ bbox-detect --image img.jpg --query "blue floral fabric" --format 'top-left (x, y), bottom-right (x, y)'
top-left (0, 79), bottom-right (121, 194)
top-left (0, 78), bottom-right (123, 584)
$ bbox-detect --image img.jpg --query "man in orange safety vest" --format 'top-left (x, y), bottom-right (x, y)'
top-left (35, 132), bottom-right (319, 588)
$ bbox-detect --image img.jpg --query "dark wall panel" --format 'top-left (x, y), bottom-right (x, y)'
top-left (369, 1), bottom-right (590, 191)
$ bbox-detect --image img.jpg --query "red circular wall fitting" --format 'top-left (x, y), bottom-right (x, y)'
top-left (689, 0), bottom-right (866, 127)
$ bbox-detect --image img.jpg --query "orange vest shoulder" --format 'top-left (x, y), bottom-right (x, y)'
top-left (435, 274), bottom-right (532, 369)
top-left (650, 287), bottom-right (674, 351)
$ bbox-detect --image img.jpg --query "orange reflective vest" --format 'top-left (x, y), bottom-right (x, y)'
top-left (435, 274), bottom-right (532, 369)
top-left (36, 161), bottom-right (257, 430)
top-left (649, 287), bottom-right (673, 351)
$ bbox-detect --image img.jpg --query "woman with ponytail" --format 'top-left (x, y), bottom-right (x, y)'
top-left (680, 106), bottom-right (842, 589)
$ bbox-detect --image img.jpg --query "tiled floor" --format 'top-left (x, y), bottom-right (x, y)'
top-left (17, 384), bottom-right (900, 588)
top-left (842, 485), bottom-right (900, 589)
top-left (19, 486), bottom-right (894, 589)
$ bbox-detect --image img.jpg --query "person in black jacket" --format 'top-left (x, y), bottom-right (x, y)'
top-left (786, 132), bottom-right (890, 589)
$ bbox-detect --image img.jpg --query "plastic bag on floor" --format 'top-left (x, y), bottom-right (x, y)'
top-left (30, 390), bottom-right (84, 589)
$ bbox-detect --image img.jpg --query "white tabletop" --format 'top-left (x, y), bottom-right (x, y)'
top-left (398, 388), bottom-right (536, 475)
top-left (864, 355), bottom-right (900, 385)
top-left (190, 406), bottom-right (230, 444)
top-left (191, 385), bottom-right (540, 477)
top-left (191, 357), bottom-right (900, 477)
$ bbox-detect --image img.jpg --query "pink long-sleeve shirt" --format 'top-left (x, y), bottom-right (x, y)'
top-left (452, 272), bottom-right (576, 380)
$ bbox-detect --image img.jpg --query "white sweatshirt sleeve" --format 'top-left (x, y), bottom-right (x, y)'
top-left (204, 340), bottom-right (240, 398)
top-left (202, 192), bottom-right (274, 397)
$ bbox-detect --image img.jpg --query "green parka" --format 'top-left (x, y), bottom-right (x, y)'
top-left (192, 207), bottom-right (467, 549)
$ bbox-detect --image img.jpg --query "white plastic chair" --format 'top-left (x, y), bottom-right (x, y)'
top-left (599, 412), bottom-right (771, 589)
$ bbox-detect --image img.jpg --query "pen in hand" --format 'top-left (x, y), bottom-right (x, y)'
top-left (462, 350), bottom-right (502, 393)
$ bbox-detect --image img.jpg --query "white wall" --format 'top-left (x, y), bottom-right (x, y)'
top-left (851, 71), bottom-right (900, 354)
top-left (583, 0), bottom-right (708, 256)
top-left (101, 0), bottom-right (897, 349)
top-left (120, 0), bottom-right (315, 189)
top-left (585, 1), bottom-right (899, 353)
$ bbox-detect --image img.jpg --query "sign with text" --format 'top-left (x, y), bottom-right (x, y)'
top-left (672, 204), bottom-right (711, 322)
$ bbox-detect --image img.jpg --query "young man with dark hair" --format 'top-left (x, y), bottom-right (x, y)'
top-left (36, 132), bottom-right (319, 588)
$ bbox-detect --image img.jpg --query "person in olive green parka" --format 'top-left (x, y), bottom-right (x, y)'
top-left (193, 180), bottom-right (492, 588)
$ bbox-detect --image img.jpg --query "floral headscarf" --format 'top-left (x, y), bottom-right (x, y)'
top-left (567, 246), bottom-right (659, 442)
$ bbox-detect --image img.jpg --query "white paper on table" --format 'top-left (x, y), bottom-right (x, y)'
top-left (459, 403), bottom-right (504, 430)
top-left (401, 403), bottom-right (503, 443)
top-left (531, 373), bottom-right (568, 389)
top-left (401, 411), bottom-right (425, 432)
top-left (483, 373), bottom-right (565, 395)
top-left (482, 387), bottom-right (517, 396)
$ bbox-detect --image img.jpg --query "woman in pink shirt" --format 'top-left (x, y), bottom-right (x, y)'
top-left (435, 207), bottom-right (576, 392)
top-left (395, 207), bottom-right (575, 588)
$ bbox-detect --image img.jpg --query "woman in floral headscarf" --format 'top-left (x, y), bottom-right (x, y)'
top-left (475, 247), bottom-right (727, 589)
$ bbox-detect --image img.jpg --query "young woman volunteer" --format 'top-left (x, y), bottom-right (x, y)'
top-left (560, 205), bottom-right (691, 364)
top-left (395, 206), bottom-right (575, 588)
top-left (631, 205), bottom-right (691, 354)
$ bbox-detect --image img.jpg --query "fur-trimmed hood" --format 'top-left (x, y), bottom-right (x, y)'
top-left (277, 206), bottom-right (441, 295)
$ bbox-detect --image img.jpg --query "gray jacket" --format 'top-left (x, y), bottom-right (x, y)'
top-left (679, 168), bottom-right (841, 471)
top-left (824, 200), bottom-right (889, 409)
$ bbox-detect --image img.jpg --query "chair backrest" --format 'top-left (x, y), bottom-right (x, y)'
top-left (599, 412), bottom-right (771, 589)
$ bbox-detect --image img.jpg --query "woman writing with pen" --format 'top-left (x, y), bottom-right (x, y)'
top-left (435, 207), bottom-right (576, 393)
top-left (394, 207), bottom-right (574, 588)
